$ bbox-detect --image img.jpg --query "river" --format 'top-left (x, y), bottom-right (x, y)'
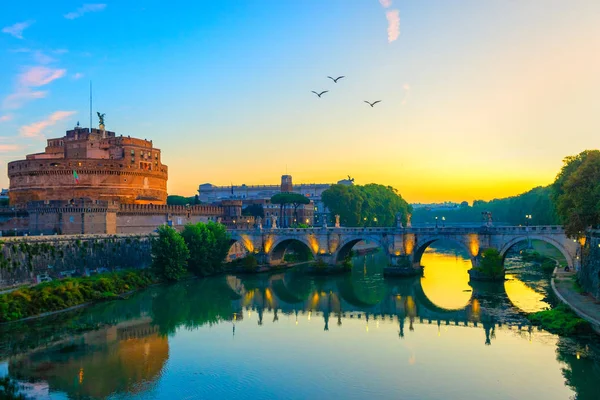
top-left (1, 241), bottom-right (599, 399)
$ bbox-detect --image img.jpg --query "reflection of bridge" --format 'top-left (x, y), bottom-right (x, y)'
top-left (229, 225), bottom-right (579, 270)
top-left (227, 271), bottom-right (536, 337)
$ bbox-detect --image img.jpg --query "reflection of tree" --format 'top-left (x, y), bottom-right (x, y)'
top-left (151, 277), bottom-right (237, 335)
top-left (556, 337), bottom-right (600, 400)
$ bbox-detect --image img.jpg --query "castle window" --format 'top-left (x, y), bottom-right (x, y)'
top-left (130, 150), bottom-right (134, 155)
top-left (131, 158), bottom-right (135, 163)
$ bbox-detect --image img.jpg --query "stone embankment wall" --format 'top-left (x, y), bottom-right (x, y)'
top-left (580, 230), bottom-right (600, 299)
top-left (0, 234), bottom-right (152, 289)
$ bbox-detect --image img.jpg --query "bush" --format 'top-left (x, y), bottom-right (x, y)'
top-left (474, 248), bottom-right (504, 279)
top-left (151, 225), bottom-right (189, 281)
top-left (0, 270), bottom-right (157, 323)
top-left (243, 254), bottom-right (258, 271)
top-left (528, 304), bottom-right (592, 336)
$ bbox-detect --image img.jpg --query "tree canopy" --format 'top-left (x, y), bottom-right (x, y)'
top-left (181, 222), bottom-right (231, 276)
top-left (411, 186), bottom-right (559, 226)
top-left (167, 195), bottom-right (201, 206)
top-left (321, 184), bottom-right (412, 227)
top-left (242, 204), bottom-right (265, 218)
top-left (271, 192), bottom-right (310, 206)
top-left (552, 150), bottom-right (600, 237)
top-left (151, 225), bottom-right (189, 281)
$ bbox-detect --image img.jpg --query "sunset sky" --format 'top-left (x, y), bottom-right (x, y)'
top-left (1, 0), bottom-right (599, 203)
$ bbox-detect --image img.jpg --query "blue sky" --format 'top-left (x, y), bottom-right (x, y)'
top-left (1, 1), bottom-right (599, 202)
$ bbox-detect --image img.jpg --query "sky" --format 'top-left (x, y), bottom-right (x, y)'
top-left (0, 0), bottom-right (599, 203)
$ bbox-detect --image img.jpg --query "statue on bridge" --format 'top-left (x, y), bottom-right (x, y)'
top-left (396, 212), bottom-right (403, 228)
top-left (255, 216), bottom-right (262, 230)
top-left (271, 215), bottom-right (277, 229)
top-left (335, 214), bottom-right (340, 228)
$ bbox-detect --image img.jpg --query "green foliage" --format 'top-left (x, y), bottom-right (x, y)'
top-left (0, 270), bottom-right (156, 323)
top-left (412, 186), bottom-right (559, 225)
top-left (521, 251), bottom-right (557, 273)
top-left (271, 192), bottom-right (311, 228)
top-left (151, 225), bottom-right (189, 281)
top-left (528, 304), bottom-right (591, 336)
top-left (321, 183), bottom-right (412, 227)
top-left (475, 248), bottom-right (504, 279)
top-left (181, 222), bottom-right (231, 276)
top-left (243, 254), bottom-right (258, 271)
top-left (167, 194), bottom-right (201, 205)
top-left (396, 255), bottom-right (412, 268)
top-left (242, 204), bottom-right (264, 218)
top-left (552, 150), bottom-right (600, 237)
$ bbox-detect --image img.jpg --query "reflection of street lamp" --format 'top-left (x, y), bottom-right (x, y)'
top-left (442, 216), bottom-right (445, 228)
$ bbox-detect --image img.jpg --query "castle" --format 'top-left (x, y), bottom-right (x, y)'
top-left (3, 122), bottom-right (247, 235)
top-left (8, 124), bottom-right (168, 205)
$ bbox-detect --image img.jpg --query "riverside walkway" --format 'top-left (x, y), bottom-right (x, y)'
top-left (552, 268), bottom-right (600, 334)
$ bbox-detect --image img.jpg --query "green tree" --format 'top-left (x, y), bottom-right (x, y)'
top-left (478, 248), bottom-right (504, 279)
top-left (321, 184), bottom-right (411, 227)
top-left (271, 192), bottom-right (310, 227)
top-left (242, 204), bottom-right (264, 218)
top-left (151, 225), bottom-right (189, 281)
top-left (181, 222), bottom-right (231, 276)
top-left (167, 195), bottom-right (201, 206)
top-left (552, 150), bottom-right (600, 237)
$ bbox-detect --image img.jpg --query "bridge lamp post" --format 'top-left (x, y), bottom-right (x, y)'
top-left (435, 216), bottom-right (438, 228)
top-left (525, 215), bottom-right (532, 249)
top-left (442, 216), bottom-right (445, 228)
top-left (363, 217), bottom-right (367, 227)
top-left (373, 217), bottom-right (377, 226)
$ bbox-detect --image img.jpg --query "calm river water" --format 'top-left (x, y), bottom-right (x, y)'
top-left (1, 242), bottom-right (599, 400)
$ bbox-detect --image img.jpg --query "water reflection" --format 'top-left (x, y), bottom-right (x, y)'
top-left (0, 248), bottom-right (599, 400)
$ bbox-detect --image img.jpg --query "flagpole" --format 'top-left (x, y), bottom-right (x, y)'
top-left (89, 81), bottom-right (92, 132)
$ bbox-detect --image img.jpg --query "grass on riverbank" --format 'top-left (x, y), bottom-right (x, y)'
top-left (0, 270), bottom-right (157, 323)
top-left (528, 304), bottom-right (592, 336)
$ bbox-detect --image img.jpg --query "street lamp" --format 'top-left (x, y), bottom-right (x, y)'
top-left (525, 214), bottom-right (532, 249)
top-left (435, 216), bottom-right (438, 228)
top-left (442, 216), bottom-right (445, 228)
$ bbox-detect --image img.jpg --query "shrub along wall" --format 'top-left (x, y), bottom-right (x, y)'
top-left (0, 234), bottom-right (152, 289)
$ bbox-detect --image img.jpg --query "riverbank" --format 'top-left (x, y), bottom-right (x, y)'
top-left (0, 270), bottom-right (157, 323)
top-left (551, 267), bottom-right (600, 334)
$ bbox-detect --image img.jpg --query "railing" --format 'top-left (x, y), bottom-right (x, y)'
top-left (227, 225), bottom-right (566, 234)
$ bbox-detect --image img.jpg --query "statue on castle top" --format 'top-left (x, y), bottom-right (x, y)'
top-left (97, 112), bottom-right (106, 129)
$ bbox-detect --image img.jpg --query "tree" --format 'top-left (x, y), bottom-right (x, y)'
top-left (181, 222), bottom-right (231, 276)
top-left (478, 248), bottom-right (504, 279)
top-left (321, 184), bottom-right (411, 227)
top-left (151, 225), bottom-right (189, 281)
top-left (167, 195), bottom-right (201, 206)
top-left (552, 150), bottom-right (600, 237)
top-left (242, 204), bottom-right (265, 218)
top-left (271, 192), bottom-right (310, 227)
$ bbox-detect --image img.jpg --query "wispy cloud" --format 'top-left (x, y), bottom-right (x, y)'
top-left (33, 51), bottom-right (56, 64)
top-left (19, 111), bottom-right (76, 138)
top-left (72, 72), bottom-right (84, 80)
top-left (401, 83), bottom-right (411, 105)
top-left (0, 144), bottom-right (21, 152)
top-left (3, 66), bottom-right (66, 110)
top-left (53, 49), bottom-right (68, 54)
top-left (379, 0), bottom-right (392, 8)
top-left (386, 10), bottom-right (400, 43)
top-left (2, 20), bottom-right (34, 39)
top-left (0, 114), bottom-right (14, 123)
top-left (19, 66), bottom-right (66, 87)
top-left (64, 4), bottom-right (107, 19)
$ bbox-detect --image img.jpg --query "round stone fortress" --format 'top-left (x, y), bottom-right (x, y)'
top-left (8, 124), bottom-right (168, 205)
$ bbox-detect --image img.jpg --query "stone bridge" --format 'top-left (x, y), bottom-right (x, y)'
top-left (229, 225), bottom-right (581, 271)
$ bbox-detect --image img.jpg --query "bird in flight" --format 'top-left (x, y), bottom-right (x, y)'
top-left (327, 76), bottom-right (345, 83)
top-left (312, 90), bottom-right (329, 98)
top-left (364, 100), bottom-right (381, 107)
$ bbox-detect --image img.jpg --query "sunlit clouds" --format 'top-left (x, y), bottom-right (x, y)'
top-left (386, 10), bottom-right (400, 43)
top-left (19, 111), bottom-right (76, 138)
top-left (401, 83), bottom-right (410, 105)
top-left (379, 0), bottom-right (392, 8)
top-left (0, 115), bottom-right (13, 123)
top-left (64, 4), bottom-right (107, 20)
top-left (1, 20), bottom-right (34, 39)
top-left (0, 144), bottom-right (21, 152)
top-left (3, 67), bottom-right (66, 110)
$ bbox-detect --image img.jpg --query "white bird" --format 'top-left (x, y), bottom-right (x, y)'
top-left (327, 76), bottom-right (345, 83)
top-left (364, 100), bottom-right (381, 107)
top-left (312, 90), bottom-right (329, 98)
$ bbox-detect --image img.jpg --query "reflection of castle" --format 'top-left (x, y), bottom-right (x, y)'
top-left (9, 317), bottom-right (169, 399)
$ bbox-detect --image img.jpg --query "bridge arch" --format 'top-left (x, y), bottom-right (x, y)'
top-left (335, 236), bottom-right (388, 262)
top-left (269, 237), bottom-right (316, 265)
top-left (498, 235), bottom-right (574, 268)
top-left (413, 237), bottom-right (475, 268)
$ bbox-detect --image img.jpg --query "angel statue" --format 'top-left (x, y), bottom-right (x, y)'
top-left (97, 112), bottom-right (106, 128)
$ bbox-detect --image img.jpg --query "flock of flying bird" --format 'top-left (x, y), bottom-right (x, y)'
top-left (311, 75), bottom-right (382, 107)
